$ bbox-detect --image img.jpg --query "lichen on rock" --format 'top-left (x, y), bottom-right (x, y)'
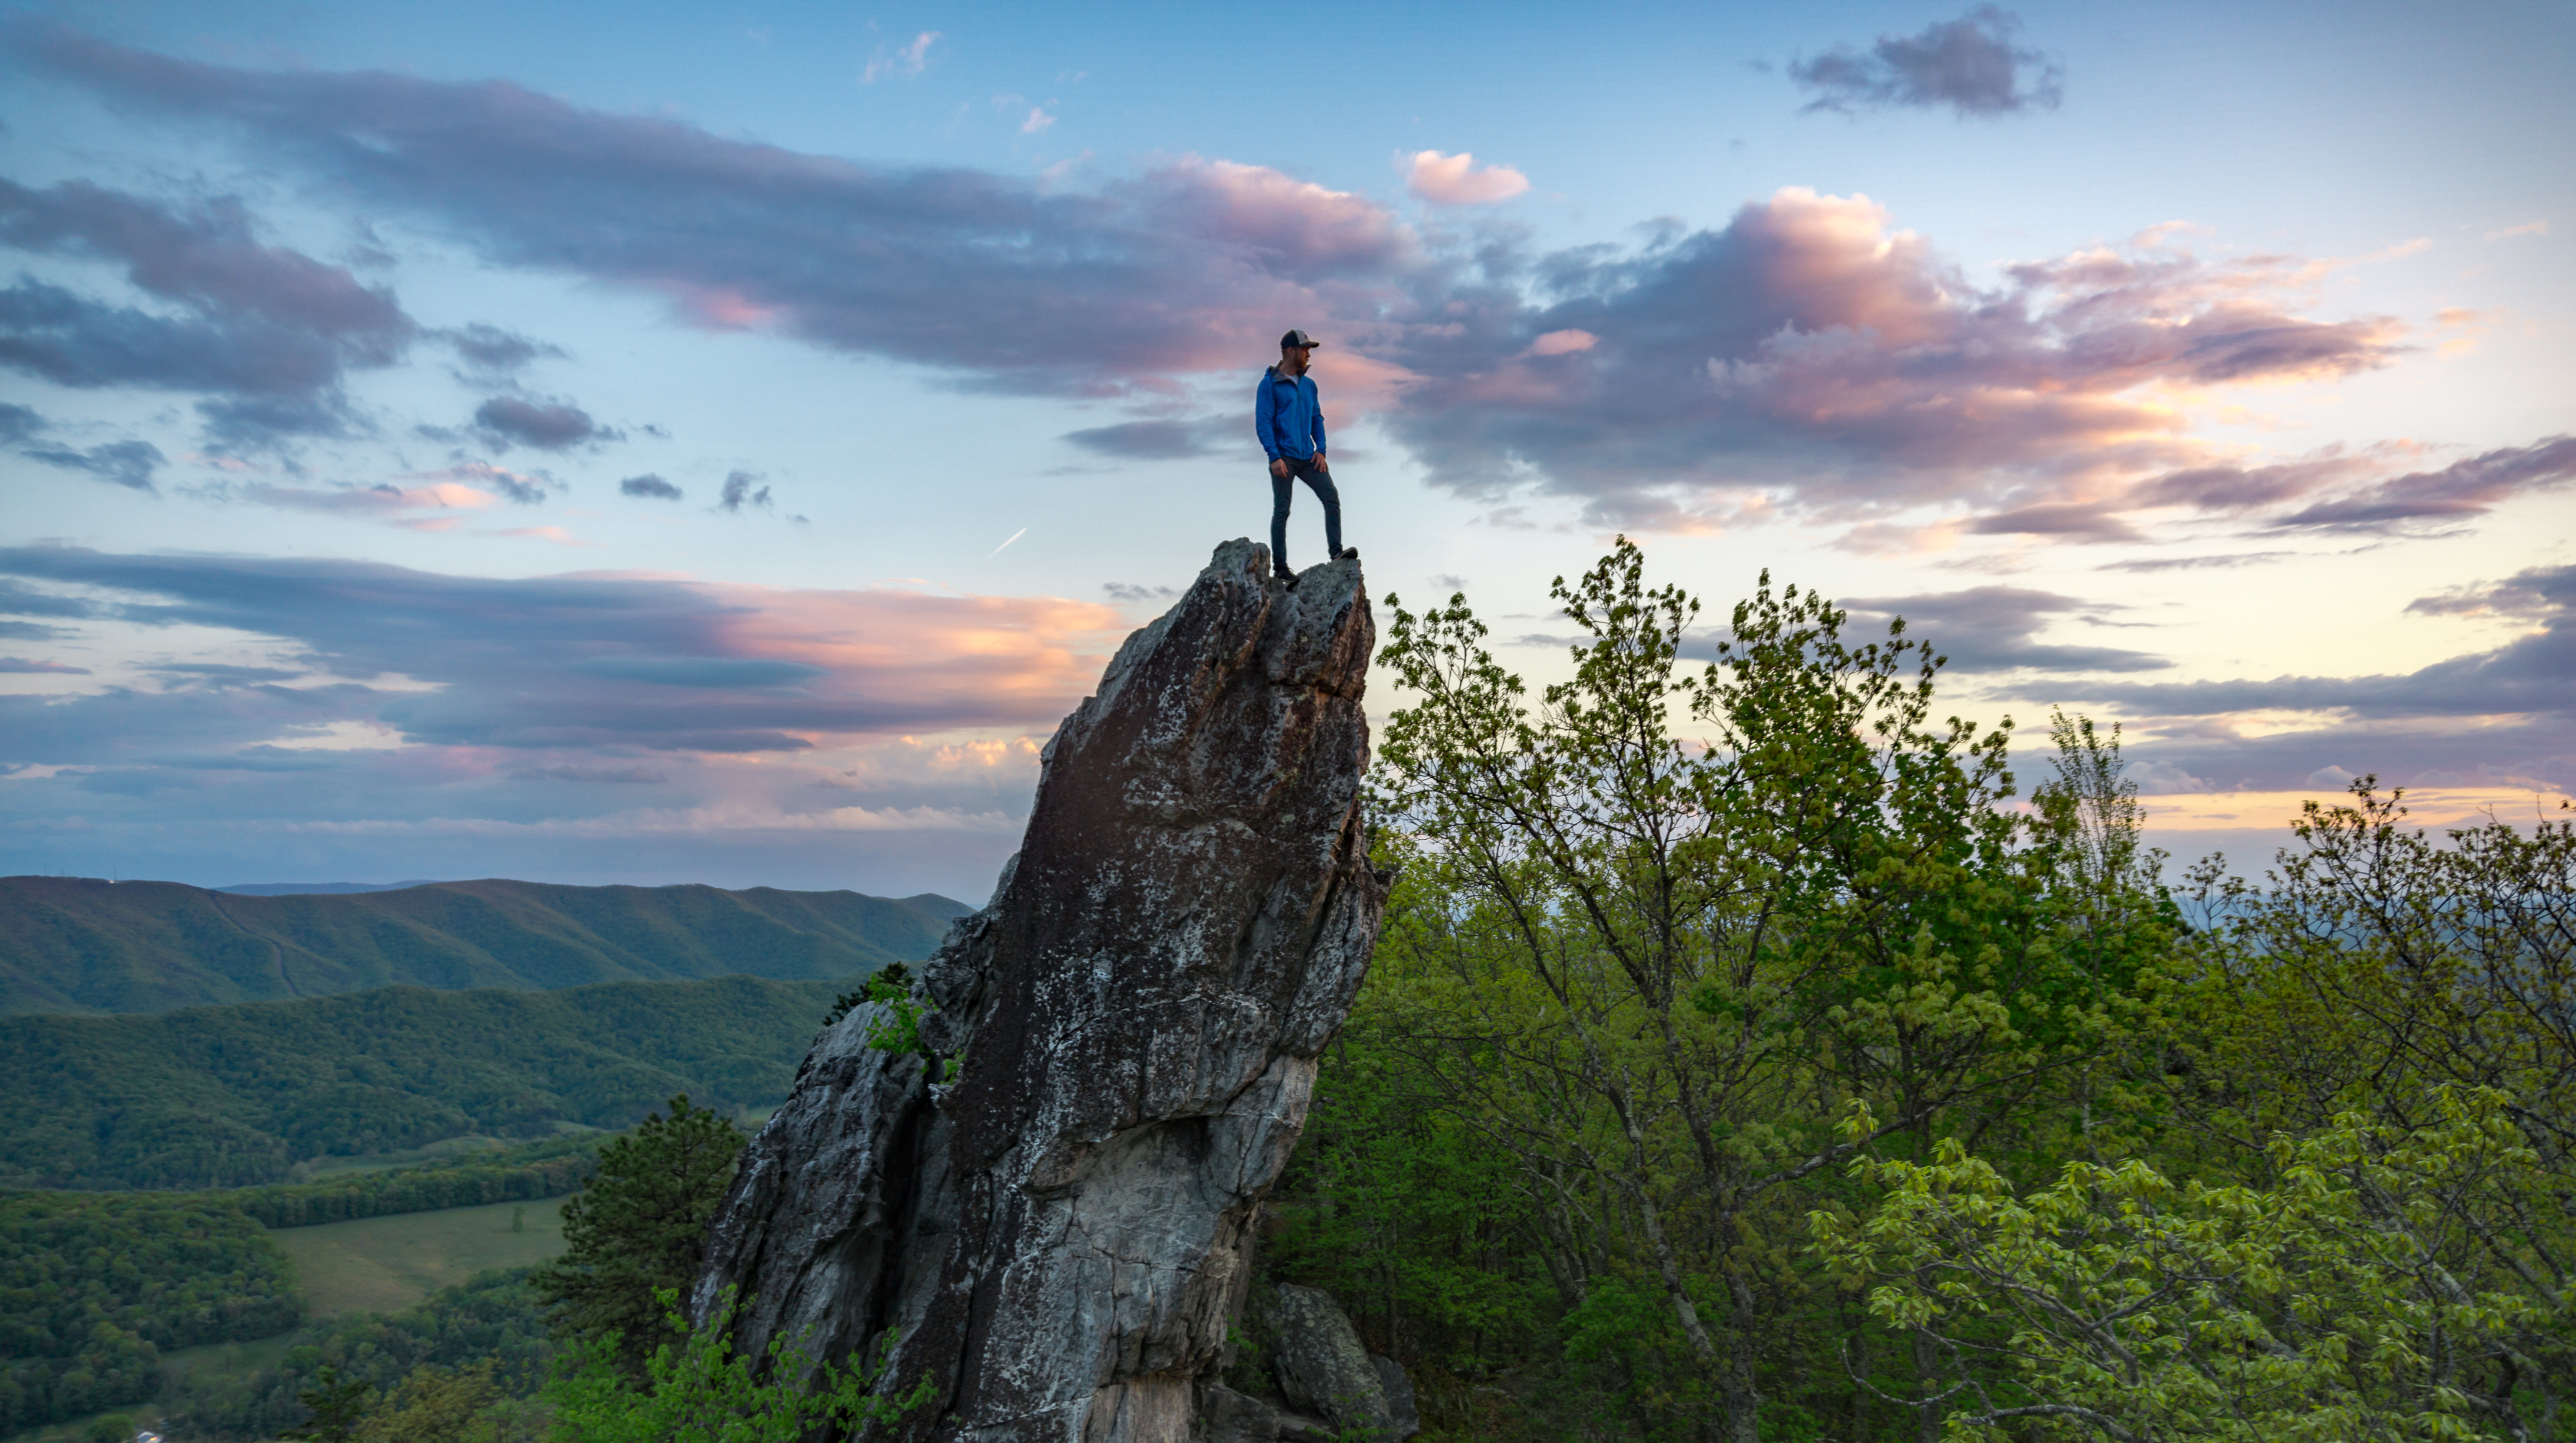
top-left (691, 539), bottom-right (1389, 1442)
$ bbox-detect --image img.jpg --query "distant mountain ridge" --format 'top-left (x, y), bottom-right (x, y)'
top-left (0, 876), bottom-right (972, 1016)
top-left (219, 880), bottom-right (444, 896)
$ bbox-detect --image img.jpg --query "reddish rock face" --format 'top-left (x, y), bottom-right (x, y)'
top-left (692, 539), bottom-right (1387, 1443)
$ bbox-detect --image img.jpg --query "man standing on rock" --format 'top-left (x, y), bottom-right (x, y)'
top-left (1256, 329), bottom-right (1357, 584)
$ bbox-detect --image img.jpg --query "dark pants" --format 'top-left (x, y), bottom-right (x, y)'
top-left (1269, 457), bottom-right (1342, 573)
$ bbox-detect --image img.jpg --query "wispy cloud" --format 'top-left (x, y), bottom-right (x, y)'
top-left (24, 437), bottom-right (165, 492)
top-left (2486, 219), bottom-right (2549, 241)
top-left (2055, 562), bottom-right (2576, 794)
top-left (0, 174), bottom-right (415, 450)
top-left (1835, 587), bottom-right (2173, 673)
top-left (863, 31), bottom-right (939, 83)
top-left (0, 545), bottom-right (1127, 760)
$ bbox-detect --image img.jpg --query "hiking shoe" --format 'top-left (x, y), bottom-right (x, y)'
top-left (1273, 567), bottom-right (1298, 587)
top-left (1335, 547), bottom-right (1359, 562)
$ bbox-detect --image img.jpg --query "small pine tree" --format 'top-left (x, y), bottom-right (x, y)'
top-left (531, 1094), bottom-right (746, 1371)
top-left (281, 1364), bottom-right (374, 1442)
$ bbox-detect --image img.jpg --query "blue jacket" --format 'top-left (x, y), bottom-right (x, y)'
top-left (1254, 366), bottom-right (1326, 463)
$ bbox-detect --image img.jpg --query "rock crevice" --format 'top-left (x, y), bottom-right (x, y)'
top-left (693, 541), bottom-right (1388, 1442)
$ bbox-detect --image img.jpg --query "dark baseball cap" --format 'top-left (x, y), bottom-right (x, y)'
top-left (1279, 328), bottom-right (1321, 349)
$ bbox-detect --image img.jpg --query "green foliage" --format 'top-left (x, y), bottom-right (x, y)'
top-left (822, 960), bottom-right (912, 1028)
top-left (350, 1358), bottom-right (546, 1443)
top-left (1325, 539), bottom-right (2174, 1441)
top-left (544, 1287), bottom-right (936, 1443)
top-left (0, 975), bottom-right (838, 1189)
top-left (531, 1096), bottom-right (744, 1368)
top-left (0, 1191), bottom-right (298, 1433)
top-left (0, 875), bottom-right (970, 1017)
top-left (280, 1364), bottom-right (372, 1442)
top-left (2171, 782), bottom-right (2576, 1151)
top-left (1815, 1086), bottom-right (2554, 1441)
top-left (162, 1267), bottom-right (552, 1442)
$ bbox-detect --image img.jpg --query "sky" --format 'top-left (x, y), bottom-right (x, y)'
top-left (1, 0), bottom-right (2570, 901)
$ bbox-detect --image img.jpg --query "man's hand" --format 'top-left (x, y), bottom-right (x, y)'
top-left (1270, 458), bottom-right (1289, 479)
top-left (1312, 453), bottom-right (1329, 472)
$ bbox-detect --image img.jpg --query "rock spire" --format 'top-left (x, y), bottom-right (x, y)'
top-left (692, 539), bottom-right (1388, 1442)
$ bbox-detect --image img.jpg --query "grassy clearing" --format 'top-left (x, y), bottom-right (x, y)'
top-left (273, 1197), bottom-right (569, 1317)
top-left (297, 1132), bottom-right (517, 1179)
top-left (158, 1330), bottom-right (300, 1388)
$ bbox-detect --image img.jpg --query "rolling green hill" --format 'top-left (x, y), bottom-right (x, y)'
top-left (0, 876), bottom-right (970, 1016)
top-left (0, 975), bottom-right (843, 1190)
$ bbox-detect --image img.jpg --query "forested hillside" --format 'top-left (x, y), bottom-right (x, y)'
top-left (0, 975), bottom-right (846, 1189)
top-left (0, 876), bottom-right (970, 1016)
top-left (0, 1191), bottom-right (300, 1434)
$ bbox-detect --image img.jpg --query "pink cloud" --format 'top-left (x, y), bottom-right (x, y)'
top-left (1403, 151), bottom-right (1530, 206)
top-left (240, 480), bottom-right (503, 517)
top-left (1386, 187), bottom-right (2430, 531)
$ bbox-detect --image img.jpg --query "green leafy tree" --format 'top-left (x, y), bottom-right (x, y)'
top-left (1357, 540), bottom-right (2167, 1441)
top-left (532, 1094), bottom-right (745, 1368)
top-left (1815, 1085), bottom-right (2557, 1440)
top-left (349, 1359), bottom-right (546, 1443)
top-left (545, 1287), bottom-right (934, 1443)
top-left (2172, 782), bottom-right (2576, 1157)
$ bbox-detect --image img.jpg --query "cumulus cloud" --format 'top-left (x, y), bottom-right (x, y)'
top-left (472, 395), bottom-right (613, 450)
top-left (1404, 151), bottom-right (1530, 206)
top-left (1380, 189), bottom-right (2407, 528)
top-left (1837, 587), bottom-right (2172, 673)
top-left (716, 470), bottom-right (771, 513)
top-left (620, 473), bottom-right (683, 500)
top-left (1789, 6), bottom-right (2063, 117)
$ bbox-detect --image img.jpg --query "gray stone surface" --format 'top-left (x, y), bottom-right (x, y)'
top-left (691, 540), bottom-right (1388, 1443)
top-left (1257, 1284), bottom-right (1410, 1440)
top-left (1370, 1353), bottom-right (1420, 1439)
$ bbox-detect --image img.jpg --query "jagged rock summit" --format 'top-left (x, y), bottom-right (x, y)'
top-left (693, 539), bottom-right (1390, 1442)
